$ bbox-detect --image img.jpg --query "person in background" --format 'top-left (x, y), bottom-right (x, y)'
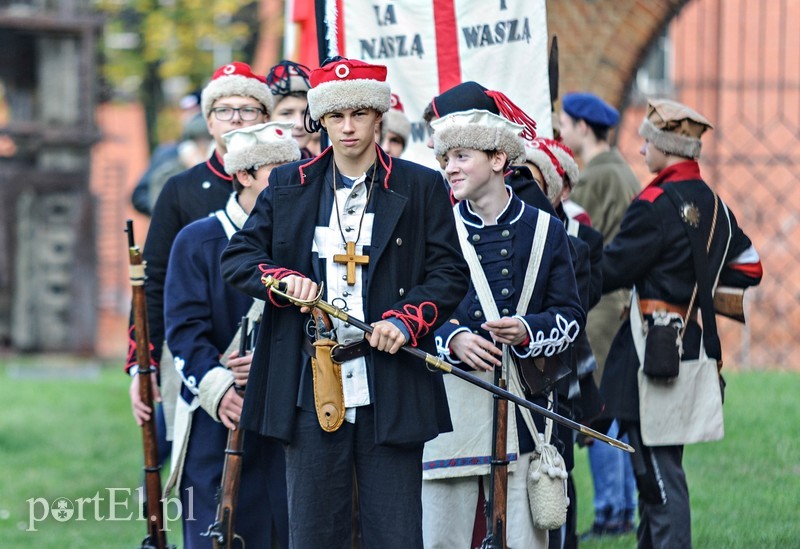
top-left (601, 98), bottom-right (762, 548)
top-left (559, 91), bottom-right (640, 538)
top-left (379, 92), bottom-right (411, 157)
top-left (127, 62), bottom-right (273, 463)
top-left (266, 60), bottom-right (316, 158)
top-left (163, 121), bottom-right (298, 548)
top-left (131, 91), bottom-right (202, 216)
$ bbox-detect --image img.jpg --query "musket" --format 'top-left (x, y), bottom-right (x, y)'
top-left (126, 220), bottom-right (173, 549)
top-left (261, 276), bottom-right (634, 453)
top-left (482, 372), bottom-right (508, 549)
top-left (204, 317), bottom-right (249, 548)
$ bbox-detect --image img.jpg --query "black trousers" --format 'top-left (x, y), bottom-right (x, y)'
top-left (626, 425), bottom-right (691, 549)
top-left (284, 407), bottom-right (424, 549)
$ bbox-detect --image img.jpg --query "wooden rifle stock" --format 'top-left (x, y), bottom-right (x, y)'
top-left (126, 220), bottom-right (171, 549)
top-left (205, 317), bottom-right (248, 548)
top-left (483, 373), bottom-right (508, 549)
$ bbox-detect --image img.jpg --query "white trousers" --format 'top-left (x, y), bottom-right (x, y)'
top-left (422, 452), bottom-right (548, 549)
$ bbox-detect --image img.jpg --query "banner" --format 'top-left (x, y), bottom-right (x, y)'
top-left (317, 0), bottom-right (552, 168)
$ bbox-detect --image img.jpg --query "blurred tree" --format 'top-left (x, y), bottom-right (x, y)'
top-left (97, 0), bottom-right (260, 150)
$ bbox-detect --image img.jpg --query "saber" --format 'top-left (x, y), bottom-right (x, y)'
top-left (262, 276), bottom-right (634, 453)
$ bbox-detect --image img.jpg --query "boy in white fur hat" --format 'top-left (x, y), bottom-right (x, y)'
top-left (423, 109), bottom-right (585, 549)
top-left (163, 122), bottom-right (299, 548)
top-left (221, 57), bottom-right (469, 549)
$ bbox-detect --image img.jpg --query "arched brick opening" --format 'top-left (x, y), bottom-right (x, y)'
top-left (548, 0), bottom-right (692, 110)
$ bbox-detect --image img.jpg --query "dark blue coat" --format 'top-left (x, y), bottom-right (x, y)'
top-left (435, 193), bottom-right (585, 452)
top-left (165, 213), bottom-right (288, 548)
top-left (221, 146), bottom-right (470, 446)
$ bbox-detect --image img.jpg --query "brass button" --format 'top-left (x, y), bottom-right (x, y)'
top-left (474, 310), bottom-right (483, 319)
top-left (396, 238), bottom-right (403, 246)
top-left (501, 288), bottom-right (509, 296)
top-left (501, 268), bottom-right (509, 276)
top-left (502, 308), bottom-right (510, 315)
top-left (500, 249), bottom-right (508, 257)
top-left (472, 234), bottom-right (480, 242)
top-left (501, 229), bottom-right (510, 237)
top-left (399, 288), bottom-right (405, 296)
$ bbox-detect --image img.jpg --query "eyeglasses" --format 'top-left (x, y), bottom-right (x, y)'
top-left (211, 106), bottom-right (265, 121)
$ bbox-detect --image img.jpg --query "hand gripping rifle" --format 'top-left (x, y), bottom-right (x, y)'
top-left (261, 276), bottom-right (634, 453)
top-left (204, 317), bottom-right (249, 548)
top-left (126, 220), bottom-right (174, 549)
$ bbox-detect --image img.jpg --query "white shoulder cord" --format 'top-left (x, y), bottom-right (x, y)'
top-left (453, 204), bottom-right (553, 451)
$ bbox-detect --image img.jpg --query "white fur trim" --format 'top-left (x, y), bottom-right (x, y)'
top-left (434, 124), bottom-right (526, 165)
top-left (202, 75), bottom-right (274, 119)
top-left (307, 79), bottom-right (391, 120)
top-left (382, 109), bottom-right (411, 141)
top-left (639, 118), bottom-right (702, 159)
top-left (198, 366), bottom-right (236, 422)
top-left (525, 147), bottom-right (563, 203)
top-left (224, 140), bottom-right (301, 174)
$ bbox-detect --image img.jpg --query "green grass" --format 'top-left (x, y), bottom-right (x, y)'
top-left (572, 370), bottom-right (800, 548)
top-left (0, 359), bottom-right (798, 547)
top-left (0, 357), bottom-right (182, 548)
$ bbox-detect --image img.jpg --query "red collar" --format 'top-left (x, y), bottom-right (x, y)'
top-left (646, 160), bottom-right (701, 189)
top-left (206, 149), bottom-right (232, 181)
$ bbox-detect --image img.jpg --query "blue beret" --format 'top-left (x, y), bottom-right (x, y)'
top-left (562, 92), bottom-right (619, 128)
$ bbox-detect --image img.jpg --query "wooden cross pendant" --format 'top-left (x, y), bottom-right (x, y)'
top-left (333, 241), bottom-right (369, 285)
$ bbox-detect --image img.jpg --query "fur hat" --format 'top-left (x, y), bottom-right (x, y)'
top-left (267, 60), bottom-right (311, 97)
top-left (547, 139), bottom-right (580, 188)
top-left (524, 138), bottom-right (564, 203)
top-left (562, 92), bottom-right (620, 128)
top-left (638, 98), bottom-right (713, 159)
top-left (431, 82), bottom-right (537, 141)
top-left (431, 109), bottom-right (526, 165)
top-left (222, 122), bottom-right (301, 175)
top-left (381, 93), bottom-right (411, 144)
top-left (201, 62), bottom-right (274, 120)
top-left (306, 58), bottom-right (391, 121)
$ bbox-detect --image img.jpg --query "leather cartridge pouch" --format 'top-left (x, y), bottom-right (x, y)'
top-left (516, 353), bottom-right (571, 396)
top-left (643, 311), bottom-right (683, 380)
top-left (310, 308), bottom-right (345, 432)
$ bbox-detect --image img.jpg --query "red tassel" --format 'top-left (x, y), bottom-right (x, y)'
top-left (486, 90), bottom-right (538, 141)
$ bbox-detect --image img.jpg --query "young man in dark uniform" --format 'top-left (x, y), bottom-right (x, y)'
top-left (221, 57), bottom-right (469, 549)
top-left (601, 98), bottom-right (763, 548)
top-left (127, 62), bottom-right (273, 434)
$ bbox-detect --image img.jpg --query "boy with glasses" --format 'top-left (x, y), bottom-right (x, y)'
top-left (127, 62), bottom-right (273, 457)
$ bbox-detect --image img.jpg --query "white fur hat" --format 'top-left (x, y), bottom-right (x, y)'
top-left (524, 139), bottom-right (564, 203)
top-left (201, 62), bottom-right (274, 120)
top-left (222, 122), bottom-right (301, 174)
top-left (431, 109), bottom-right (526, 165)
top-left (381, 93), bottom-right (411, 144)
top-left (307, 58), bottom-right (391, 121)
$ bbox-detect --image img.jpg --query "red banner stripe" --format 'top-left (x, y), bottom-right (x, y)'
top-left (433, 0), bottom-right (461, 93)
top-left (336, 0), bottom-right (346, 56)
